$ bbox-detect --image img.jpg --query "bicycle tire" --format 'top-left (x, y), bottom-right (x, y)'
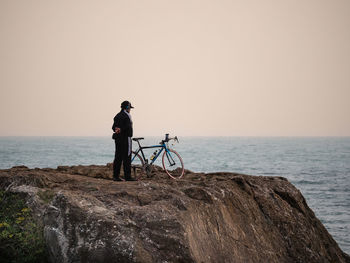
top-left (162, 149), bottom-right (184, 179)
top-left (131, 151), bottom-right (146, 180)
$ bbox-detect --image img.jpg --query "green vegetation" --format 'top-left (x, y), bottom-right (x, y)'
top-left (0, 190), bottom-right (49, 263)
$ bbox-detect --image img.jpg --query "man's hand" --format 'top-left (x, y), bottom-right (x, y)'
top-left (115, 127), bottom-right (121, 134)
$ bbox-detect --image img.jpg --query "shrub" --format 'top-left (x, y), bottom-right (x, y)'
top-left (0, 191), bottom-right (49, 263)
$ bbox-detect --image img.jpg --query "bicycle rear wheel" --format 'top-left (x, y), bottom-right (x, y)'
top-left (131, 151), bottom-right (146, 180)
top-left (162, 149), bottom-right (184, 179)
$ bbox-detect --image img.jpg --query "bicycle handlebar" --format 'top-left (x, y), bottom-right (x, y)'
top-left (160, 134), bottom-right (179, 144)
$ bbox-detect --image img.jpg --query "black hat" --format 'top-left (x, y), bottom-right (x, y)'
top-left (121, 101), bottom-right (134, 109)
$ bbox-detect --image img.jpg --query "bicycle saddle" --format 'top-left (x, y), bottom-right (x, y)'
top-left (132, 137), bottom-right (144, 141)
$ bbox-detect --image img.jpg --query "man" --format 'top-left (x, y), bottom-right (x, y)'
top-left (112, 100), bottom-right (136, 181)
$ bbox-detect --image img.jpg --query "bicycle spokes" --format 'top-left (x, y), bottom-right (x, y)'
top-left (166, 152), bottom-right (176, 166)
top-left (131, 151), bottom-right (146, 180)
top-left (162, 149), bottom-right (184, 179)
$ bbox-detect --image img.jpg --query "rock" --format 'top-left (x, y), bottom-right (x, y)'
top-left (0, 165), bottom-right (349, 263)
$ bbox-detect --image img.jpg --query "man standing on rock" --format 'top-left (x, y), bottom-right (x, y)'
top-left (112, 100), bottom-right (136, 181)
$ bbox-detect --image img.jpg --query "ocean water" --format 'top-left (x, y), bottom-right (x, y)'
top-left (0, 136), bottom-right (349, 254)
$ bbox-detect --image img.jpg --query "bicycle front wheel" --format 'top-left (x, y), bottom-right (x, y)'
top-left (131, 151), bottom-right (145, 180)
top-left (162, 149), bottom-right (184, 179)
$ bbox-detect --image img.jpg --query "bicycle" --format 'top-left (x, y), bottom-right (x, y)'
top-left (131, 134), bottom-right (184, 180)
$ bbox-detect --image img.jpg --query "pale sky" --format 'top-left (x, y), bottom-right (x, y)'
top-left (1, 0), bottom-right (349, 136)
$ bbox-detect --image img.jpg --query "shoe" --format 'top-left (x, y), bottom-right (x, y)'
top-left (125, 178), bottom-right (137, 181)
top-left (113, 177), bottom-right (123, 182)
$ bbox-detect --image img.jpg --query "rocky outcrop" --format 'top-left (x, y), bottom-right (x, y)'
top-left (0, 165), bottom-right (349, 263)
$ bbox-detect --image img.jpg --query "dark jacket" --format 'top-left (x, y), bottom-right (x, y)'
top-left (112, 110), bottom-right (133, 141)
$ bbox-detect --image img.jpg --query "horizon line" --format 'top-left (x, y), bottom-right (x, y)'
top-left (1, 135), bottom-right (349, 138)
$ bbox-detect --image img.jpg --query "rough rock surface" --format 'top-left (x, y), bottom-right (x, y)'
top-left (0, 165), bottom-right (349, 263)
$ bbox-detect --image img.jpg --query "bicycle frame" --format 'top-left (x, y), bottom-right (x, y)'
top-left (132, 141), bottom-right (172, 165)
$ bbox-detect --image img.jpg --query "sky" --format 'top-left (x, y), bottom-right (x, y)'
top-left (1, 0), bottom-right (349, 137)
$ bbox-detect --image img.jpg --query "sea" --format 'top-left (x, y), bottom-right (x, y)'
top-left (0, 136), bottom-right (349, 254)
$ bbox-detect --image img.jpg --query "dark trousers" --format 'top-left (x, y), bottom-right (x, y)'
top-left (113, 140), bottom-right (131, 179)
